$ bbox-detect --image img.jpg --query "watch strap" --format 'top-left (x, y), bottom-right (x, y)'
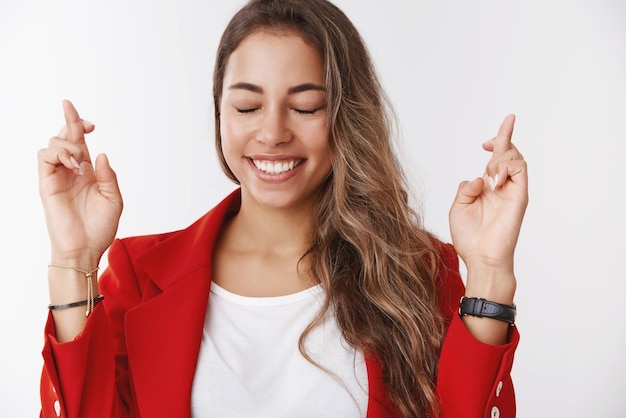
top-left (459, 297), bottom-right (516, 325)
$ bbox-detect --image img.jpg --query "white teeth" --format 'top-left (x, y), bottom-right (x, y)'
top-left (253, 159), bottom-right (301, 175)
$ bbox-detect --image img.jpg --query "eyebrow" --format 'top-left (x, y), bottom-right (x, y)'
top-left (228, 82), bottom-right (325, 94)
top-left (288, 83), bottom-right (325, 94)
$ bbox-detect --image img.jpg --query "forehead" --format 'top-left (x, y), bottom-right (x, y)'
top-left (223, 30), bottom-right (324, 87)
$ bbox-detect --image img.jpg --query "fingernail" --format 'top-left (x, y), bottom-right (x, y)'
top-left (79, 162), bottom-right (86, 176)
top-left (490, 174), bottom-right (500, 191)
top-left (488, 174), bottom-right (499, 191)
top-left (82, 119), bottom-right (94, 127)
top-left (70, 156), bottom-right (80, 169)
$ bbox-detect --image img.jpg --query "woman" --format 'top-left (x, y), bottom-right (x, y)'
top-left (38, 0), bottom-right (528, 417)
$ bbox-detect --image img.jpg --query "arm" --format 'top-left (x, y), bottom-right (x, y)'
top-left (38, 99), bottom-right (123, 342)
top-left (435, 243), bottom-right (518, 418)
top-left (449, 114), bottom-right (528, 344)
top-left (435, 114), bottom-right (527, 416)
top-left (40, 239), bottom-right (142, 418)
top-left (38, 100), bottom-right (126, 417)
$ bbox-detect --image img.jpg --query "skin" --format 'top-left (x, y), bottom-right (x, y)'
top-left (450, 114), bottom-right (528, 344)
top-left (38, 100), bottom-right (122, 342)
top-left (38, 32), bottom-right (527, 346)
top-left (213, 31), bottom-right (332, 297)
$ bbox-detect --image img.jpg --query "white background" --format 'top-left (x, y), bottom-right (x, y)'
top-left (1, 0), bottom-right (625, 416)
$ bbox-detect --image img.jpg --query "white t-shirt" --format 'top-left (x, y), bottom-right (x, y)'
top-left (191, 282), bottom-right (368, 418)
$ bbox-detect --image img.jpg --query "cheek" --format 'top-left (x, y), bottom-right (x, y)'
top-left (220, 116), bottom-right (246, 156)
top-left (306, 124), bottom-right (331, 158)
top-left (221, 113), bottom-right (256, 145)
top-left (219, 117), bottom-right (239, 170)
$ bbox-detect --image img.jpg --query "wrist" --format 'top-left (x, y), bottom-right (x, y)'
top-left (48, 263), bottom-right (100, 316)
top-left (459, 297), bottom-right (516, 325)
top-left (465, 266), bottom-right (516, 305)
top-left (49, 252), bottom-right (102, 270)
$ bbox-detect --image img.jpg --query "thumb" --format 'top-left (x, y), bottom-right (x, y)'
top-left (94, 154), bottom-right (123, 206)
top-left (453, 177), bottom-right (484, 206)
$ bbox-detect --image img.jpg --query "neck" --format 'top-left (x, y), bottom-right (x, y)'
top-left (227, 192), bottom-right (316, 257)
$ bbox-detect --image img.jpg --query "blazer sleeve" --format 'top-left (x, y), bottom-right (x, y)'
top-left (40, 239), bottom-right (142, 418)
top-left (435, 243), bottom-right (519, 418)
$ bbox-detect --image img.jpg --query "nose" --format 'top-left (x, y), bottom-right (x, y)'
top-left (256, 107), bottom-right (292, 147)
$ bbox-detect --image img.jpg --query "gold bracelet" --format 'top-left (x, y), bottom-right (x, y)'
top-left (48, 264), bottom-right (100, 316)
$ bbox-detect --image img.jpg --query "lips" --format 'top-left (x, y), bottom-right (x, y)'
top-left (251, 158), bottom-right (303, 175)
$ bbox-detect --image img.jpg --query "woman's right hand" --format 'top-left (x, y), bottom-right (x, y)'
top-left (38, 100), bottom-right (123, 266)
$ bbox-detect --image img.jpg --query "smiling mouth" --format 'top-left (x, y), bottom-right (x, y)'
top-left (251, 158), bottom-right (303, 175)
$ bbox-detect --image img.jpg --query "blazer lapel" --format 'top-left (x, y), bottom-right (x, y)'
top-left (116, 188), bottom-right (395, 417)
top-left (124, 189), bottom-right (241, 417)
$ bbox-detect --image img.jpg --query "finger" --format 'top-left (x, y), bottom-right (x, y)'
top-left (37, 147), bottom-right (83, 181)
top-left (57, 119), bottom-right (95, 138)
top-left (484, 145), bottom-right (525, 191)
top-left (486, 159), bottom-right (528, 191)
top-left (47, 136), bottom-right (86, 161)
top-left (82, 120), bottom-right (95, 133)
top-left (482, 136), bottom-right (496, 152)
top-left (48, 133), bottom-right (92, 168)
top-left (485, 147), bottom-right (524, 176)
top-left (62, 99), bottom-right (87, 144)
top-left (492, 114), bottom-right (516, 156)
top-left (453, 177), bottom-right (485, 206)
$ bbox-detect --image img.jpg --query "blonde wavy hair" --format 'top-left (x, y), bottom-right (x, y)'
top-left (213, 1), bottom-right (446, 416)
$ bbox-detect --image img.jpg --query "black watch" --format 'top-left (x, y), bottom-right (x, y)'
top-left (459, 297), bottom-right (516, 325)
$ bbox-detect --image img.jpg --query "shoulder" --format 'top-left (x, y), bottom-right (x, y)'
top-left (110, 188), bottom-right (242, 260)
top-left (109, 229), bottom-right (180, 259)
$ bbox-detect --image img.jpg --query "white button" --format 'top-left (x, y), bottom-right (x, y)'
top-left (496, 380), bottom-right (503, 397)
top-left (491, 406), bottom-right (500, 418)
top-left (54, 400), bottom-right (61, 417)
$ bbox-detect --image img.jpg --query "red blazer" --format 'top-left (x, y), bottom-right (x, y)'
top-left (40, 189), bottom-right (519, 418)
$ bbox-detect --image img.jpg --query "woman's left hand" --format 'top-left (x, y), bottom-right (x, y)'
top-left (449, 114), bottom-right (528, 285)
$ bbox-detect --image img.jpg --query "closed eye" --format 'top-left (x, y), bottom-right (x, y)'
top-left (294, 107), bottom-right (322, 115)
top-left (236, 107), bottom-right (259, 114)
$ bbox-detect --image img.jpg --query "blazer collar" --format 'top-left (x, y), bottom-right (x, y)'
top-left (134, 188), bottom-right (241, 291)
top-left (124, 188), bottom-right (241, 417)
